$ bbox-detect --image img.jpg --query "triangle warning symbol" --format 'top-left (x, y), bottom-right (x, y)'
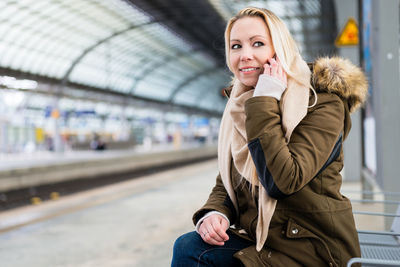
top-left (335, 17), bottom-right (359, 47)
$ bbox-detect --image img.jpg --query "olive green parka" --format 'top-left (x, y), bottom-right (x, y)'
top-left (193, 57), bottom-right (367, 267)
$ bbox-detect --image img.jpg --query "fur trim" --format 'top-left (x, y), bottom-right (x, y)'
top-left (312, 57), bottom-right (368, 113)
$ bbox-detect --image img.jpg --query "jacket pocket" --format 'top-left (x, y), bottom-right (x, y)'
top-left (285, 218), bottom-right (338, 267)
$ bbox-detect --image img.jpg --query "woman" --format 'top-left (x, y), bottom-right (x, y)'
top-left (172, 7), bottom-right (366, 267)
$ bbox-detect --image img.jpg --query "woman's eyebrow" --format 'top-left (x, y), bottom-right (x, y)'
top-left (230, 35), bottom-right (267, 42)
top-left (250, 35), bottom-right (267, 40)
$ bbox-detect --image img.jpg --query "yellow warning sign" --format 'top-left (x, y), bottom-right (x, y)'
top-left (335, 17), bottom-right (359, 47)
top-left (35, 128), bottom-right (44, 144)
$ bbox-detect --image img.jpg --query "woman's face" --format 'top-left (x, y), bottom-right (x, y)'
top-left (229, 16), bottom-right (275, 87)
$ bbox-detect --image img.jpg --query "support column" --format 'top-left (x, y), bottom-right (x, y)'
top-left (52, 96), bottom-right (63, 153)
top-left (334, 0), bottom-right (362, 182)
top-left (370, 0), bottom-right (400, 226)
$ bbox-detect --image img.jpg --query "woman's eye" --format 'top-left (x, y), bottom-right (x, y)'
top-left (254, 41), bottom-right (264, 47)
top-left (231, 44), bottom-right (241, 49)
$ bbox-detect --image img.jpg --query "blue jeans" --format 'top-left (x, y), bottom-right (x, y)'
top-left (171, 230), bottom-right (253, 267)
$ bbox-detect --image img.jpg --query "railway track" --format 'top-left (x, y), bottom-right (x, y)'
top-left (0, 155), bottom-right (216, 211)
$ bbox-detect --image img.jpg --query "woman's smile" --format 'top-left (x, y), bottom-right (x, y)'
top-left (239, 66), bottom-right (261, 74)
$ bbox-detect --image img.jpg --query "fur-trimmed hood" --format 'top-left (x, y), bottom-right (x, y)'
top-left (311, 57), bottom-right (368, 113)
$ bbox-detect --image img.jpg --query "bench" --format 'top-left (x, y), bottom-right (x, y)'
top-left (347, 193), bottom-right (400, 266)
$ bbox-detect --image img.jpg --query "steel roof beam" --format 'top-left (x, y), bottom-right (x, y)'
top-left (126, 0), bottom-right (226, 66)
top-left (167, 67), bottom-right (221, 103)
top-left (60, 19), bottom-right (164, 87)
top-left (128, 48), bottom-right (205, 95)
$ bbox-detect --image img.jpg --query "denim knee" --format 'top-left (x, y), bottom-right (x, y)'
top-left (173, 231), bottom-right (200, 256)
top-left (172, 231), bottom-right (203, 266)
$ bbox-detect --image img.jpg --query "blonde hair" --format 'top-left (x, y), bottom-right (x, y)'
top-left (224, 7), bottom-right (311, 89)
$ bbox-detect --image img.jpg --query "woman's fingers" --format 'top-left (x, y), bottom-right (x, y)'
top-left (204, 220), bottom-right (223, 241)
top-left (199, 221), bottom-right (222, 245)
top-left (199, 215), bottom-right (229, 246)
top-left (199, 223), bottom-right (215, 245)
top-left (269, 58), bottom-right (278, 77)
top-left (210, 216), bottom-right (229, 242)
top-left (203, 224), bottom-right (225, 246)
top-left (204, 218), bottom-right (225, 244)
top-left (267, 57), bottom-right (287, 87)
top-left (263, 63), bottom-right (271, 75)
top-left (219, 217), bottom-right (230, 240)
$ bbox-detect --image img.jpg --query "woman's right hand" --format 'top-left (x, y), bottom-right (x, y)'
top-left (198, 214), bottom-right (229, 246)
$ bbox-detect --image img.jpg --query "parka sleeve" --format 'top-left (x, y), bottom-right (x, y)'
top-left (192, 173), bottom-right (236, 226)
top-left (244, 94), bottom-right (344, 197)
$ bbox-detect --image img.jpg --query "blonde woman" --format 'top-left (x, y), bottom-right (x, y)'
top-left (172, 7), bottom-right (366, 267)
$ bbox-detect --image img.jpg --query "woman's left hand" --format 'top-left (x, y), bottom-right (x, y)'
top-left (198, 214), bottom-right (229, 246)
top-left (253, 56), bottom-right (287, 99)
top-left (263, 57), bottom-right (287, 88)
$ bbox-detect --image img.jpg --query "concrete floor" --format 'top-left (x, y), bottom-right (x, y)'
top-left (0, 160), bottom-right (217, 267)
top-left (0, 159), bottom-right (389, 267)
top-left (342, 182), bottom-right (386, 232)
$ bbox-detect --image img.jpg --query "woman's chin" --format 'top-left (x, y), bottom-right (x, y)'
top-left (238, 78), bottom-right (256, 88)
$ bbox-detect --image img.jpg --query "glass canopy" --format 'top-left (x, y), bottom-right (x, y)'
top-left (0, 0), bottom-right (231, 114)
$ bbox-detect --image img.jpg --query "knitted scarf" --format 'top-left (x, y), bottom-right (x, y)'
top-left (218, 77), bottom-right (309, 251)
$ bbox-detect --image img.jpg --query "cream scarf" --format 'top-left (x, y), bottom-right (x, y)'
top-left (218, 77), bottom-right (309, 251)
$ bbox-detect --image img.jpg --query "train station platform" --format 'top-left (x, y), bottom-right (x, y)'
top-left (0, 159), bottom-right (218, 267)
top-left (0, 143), bottom-right (213, 172)
top-left (0, 158), bottom-right (388, 267)
top-left (0, 144), bottom-right (217, 209)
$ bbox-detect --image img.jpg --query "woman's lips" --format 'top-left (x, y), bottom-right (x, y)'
top-left (239, 67), bottom-right (260, 74)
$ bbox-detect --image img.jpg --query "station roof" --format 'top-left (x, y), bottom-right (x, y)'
top-left (0, 0), bottom-right (336, 116)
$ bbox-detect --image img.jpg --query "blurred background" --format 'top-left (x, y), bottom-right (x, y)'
top-left (0, 0), bottom-right (399, 266)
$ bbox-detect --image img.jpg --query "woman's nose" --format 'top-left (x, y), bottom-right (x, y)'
top-left (240, 47), bottom-right (253, 61)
